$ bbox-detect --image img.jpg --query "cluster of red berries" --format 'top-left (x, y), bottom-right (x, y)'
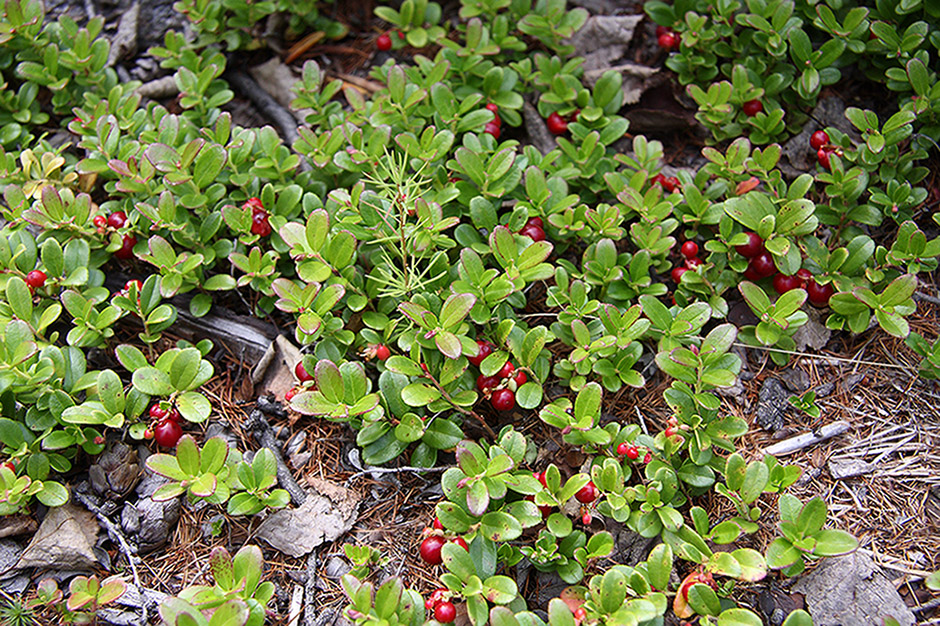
top-left (144, 402), bottom-right (183, 448)
top-left (736, 231), bottom-right (833, 306)
top-left (615, 442), bottom-right (653, 464)
top-left (244, 197), bottom-right (272, 237)
top-left (483, 103), bottom-right (502, 139)
top-left (810, 129), bottom-right (840, 171)
top-left (655, 25), bottom-right (679, 51)
top-left (424, 587), bottom-right (456, 623)
top-left (518, 215), bottom-right (546, 242)
top-left (286, 360), bottom-right (317, 402)
top-left (671, 240), bottom-right (703, 283)
top-left (469, 340), bottom-right (526, 412)
top-left (93, 210), bottom-right (137, 260)
top-left (574, 479), bottom-right (598, 525)
top-left (651, 172), bottom-right (680, 193)
top-left (419, 519), bottom-right (468, 566)
top-left (546, 110), bottom-right (577, 136)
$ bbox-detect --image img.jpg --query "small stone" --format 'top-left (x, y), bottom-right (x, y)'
top-left (755, 378), bottom-right (791, 431)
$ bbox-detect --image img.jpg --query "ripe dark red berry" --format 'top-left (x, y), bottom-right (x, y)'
top-left (243, 197), bottom-right (264, 211)
top-left (742, 99), bottom-right (763, 117)
top-left (617, 442), bottom-right (629, 456)
top-left (806, 280), bottom-right (834, 307)
top-left (376, 33), bottom-right (392, 51)
top-left (535, 471), bottom-right (548, 488)
top-left (153, 420), bottom-right (182, 448)
top-left (125, 279), bottom-right (143, 292)
top-left (497, 361), bottom-right (515, 379)
top-left (651, 173), bottom-right (667, 188)
top-left (626, 446), bottom-right (639, 460)
top-left (107, 211), bottom-right (127, 229)
top-left (817, 147), bottom-right (833, 170)
top-left (285, 388), bottom-right (298, 402)
top-left (149, 403), bottom-right (168, 420)
top-left (419, 535), bottom-right (445, 565)
top-left (581, 512), bottom-right (592, 525)
top-left (810, 130), bottom-right (830, 151)
top-left (483, 122), bottom-right (501, 139)
top-left (680, 241), bottom-right (698, 259)
top-left (735, 232), bottom-right (764, 258)
top-left (114, 234), bottom-right (137, 260)
top-left (525, 216), bottom-right (543, 229)
top-left (490, 388), bottom-right (515, 411)
top-left (664, 427), bottom-right (676, 437)
top-left (796, 269), bottom-right (813, 285)
top-left (295, 361), bottom-right (313, 382)
top-left (662, 176), bottom-right (680, 193)
top-left (657, 31), bottom-right (678, 50)
top-left (1, 461), bottom-right (15, 472)
top-left (512, 370), bottom-right (527, 386)
top-left (93, 215), bottom-right (107, 228)
top-left (749, 252), bottom-right (777, 278)
top-left (671, 266), bottom-right (687, 283)
top-left (485, 103), bottom-right (499, 114)
top-left (575, 481), bottom-right (597, 504)
top-left (435, 601), bottom-right (456, 623)
top-left (685, 257), bottom-right (703, 270)
top-left (644, 452), bottom-right (652, 463)
top-left (432, 517), bottom-right (443, 530)
top-left (468, 340), bottom-right (494, 366)
top-left (519, 225), bottom-right (546, 241)
top-left (25, 270), bottom-right (46, 288)
top-left (251, 210), bottom-right (272, 236)
top-left (477, 374), bottom-right (500, 393)
top-left (546, 112), bottom-right (568, 135)
top-left (374, 344), bottom-right (391, 360)
top-left (655, 25), bottom-right (669, 37)
top-left (773, 273), bottom-right (801, 294)
top-left (452, 537), bottom-right (469, 551)
top-left (574, 607), bottom-right (587, 622)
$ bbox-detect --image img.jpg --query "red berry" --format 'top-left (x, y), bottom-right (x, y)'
top-left (538, 504), bottom-right (553, 519)
top-left (806, 280), bottom-right (834, 307)
top-left (433, 517), bottom-right (443, 530)
top-left (655, 25), bottom-right (669, 37)
top-left (295, 361), bottom-right (313, 382)
top-left (1, 461), bottom-right (15, 473)
top-left (749, 252), bottom-right (777, 278)
top-left (477, 374), bottom-right (500, 393)
top-left (525, 216), bottom-right (544, 229)
top-left (425, 598), bottom-right (436, 611)
top-left (243, 197), bottom-right (264, 211)
top-left (644, 452), bottom-right (652, 463)
top-left (773, 273), bottom-right (801, 294)
top-left (575, 481), bottom-right (597, 504)
top-left (817, 147), bottom-right (832, 170)
top-left (285, 388), bottom-right (297, 402)
top-left (651, 173), bottom-right (667, 188)
top-left (664, 427), bottom-right (676, 437)
top-left (546, 112), bottom-right (568, 135)
top-left (519, 225), bottom-right (546, 241)
top-left (671, 266), bottom-right (687, 283)
top-left (251, 210), bottom-right (272, 236)
top-left (657, 31), bottom-right (678, 50)
top-left (435, 601), bottom-right (456, 623)
top-left (93, 215), bottom-right (107, 227)
top-left (149, 403), bottom-right (168, 420)
top-left (512, 370), bottom-right (527, 386)
top-left (810, 130), bottom-right (830, 151)
top-left (567, 109), bottom-right (580, 123)
top-left (485, 103), bottom-right (499, 114)
top-left (581, 512), bottom-right (592, 525)
top-left (125, 279), bottom-right (142, 292)
top-left (93, 436), bottom-right (105, 445)
top-left (574, 607), bottom-right (587, 622)
top-left (107, 211), bottom-right (127, 229)
top-left (742, 99), bottom-right (763, 117)
top-left (535, 471), bottom-right (548, 488)
top-left (114, 234), bottom-right (137, 260)
top-left (796, 268), bottom-right (813, 285)
top-left (396, 30), bottom-right (405, 40)
top-left (166, 408), bottom-right (181, 423)
top-left (376, 33), bottom-right (392, 51)
top-left (468, 340), bottom-right (494, 366)
top-left (680, 241), bottom-right (699, 259)
top-left (153, 420), bottom-right (182, 448)
top-left (490, 388), bottom-right (515, 411)
top-left (684, 257), bottom-right (703, 270)
top-left (743, 265), bottom-right (762, 281)
top-left (452, 537), bottom-right (469, 551)
top-left (25, 270), bottom-right (46, 288)
top-left (617, 442), bottom-right (630, 456)
top-left (419, 535), bottom-right (445, 565)
top-left (374, 344), bottom-right (391, 361)
top-left (626, 446), bottom-right (639, 460)
top-left (735, 232), bottom-right (764, 258)
top-left (143, 428), bottom-right (153, 440)
top-left (483, 122), bottom-right (501, 139)
top-left (497, 361), bottom-right (515, 379)
top-left (663, 176), bottom-right (680, 192)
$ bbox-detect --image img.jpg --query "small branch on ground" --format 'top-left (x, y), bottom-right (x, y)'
top-left (245, 402), bottom-right (307, 505)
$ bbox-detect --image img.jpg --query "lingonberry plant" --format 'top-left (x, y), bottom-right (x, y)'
top-left (1, 0), bottom-right (937, 622)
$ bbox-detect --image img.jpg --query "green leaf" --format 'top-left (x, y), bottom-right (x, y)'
top-left (176, 435), bottom-right (200, 476)
top-left (132, 367), bottom-right (175, 396)
top-left (717, 608), bottom-right (764, 626)
top-left (812, 529), bottom-right (858, 556)
top-left (315, 360), bottom-right (344, 403)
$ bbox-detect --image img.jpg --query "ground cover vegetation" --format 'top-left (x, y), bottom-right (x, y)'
top-left (0, 0), bottom-right (938, 623)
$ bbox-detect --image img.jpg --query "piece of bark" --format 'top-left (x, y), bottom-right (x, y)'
top-left (256, 482), bottom-right (359, 558)
top-left (755, 377), bottom-right (791, 431)
top-left (827, 458), bottom-right (874, 479)
top-left (0, 515), bottom-right (37, 539)
top-left (763, 421), bottom-right (851, 456)
top-left (16, 502), bottom-right (100, 571)
top-left (107, 2), bottom-right (139, 67)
